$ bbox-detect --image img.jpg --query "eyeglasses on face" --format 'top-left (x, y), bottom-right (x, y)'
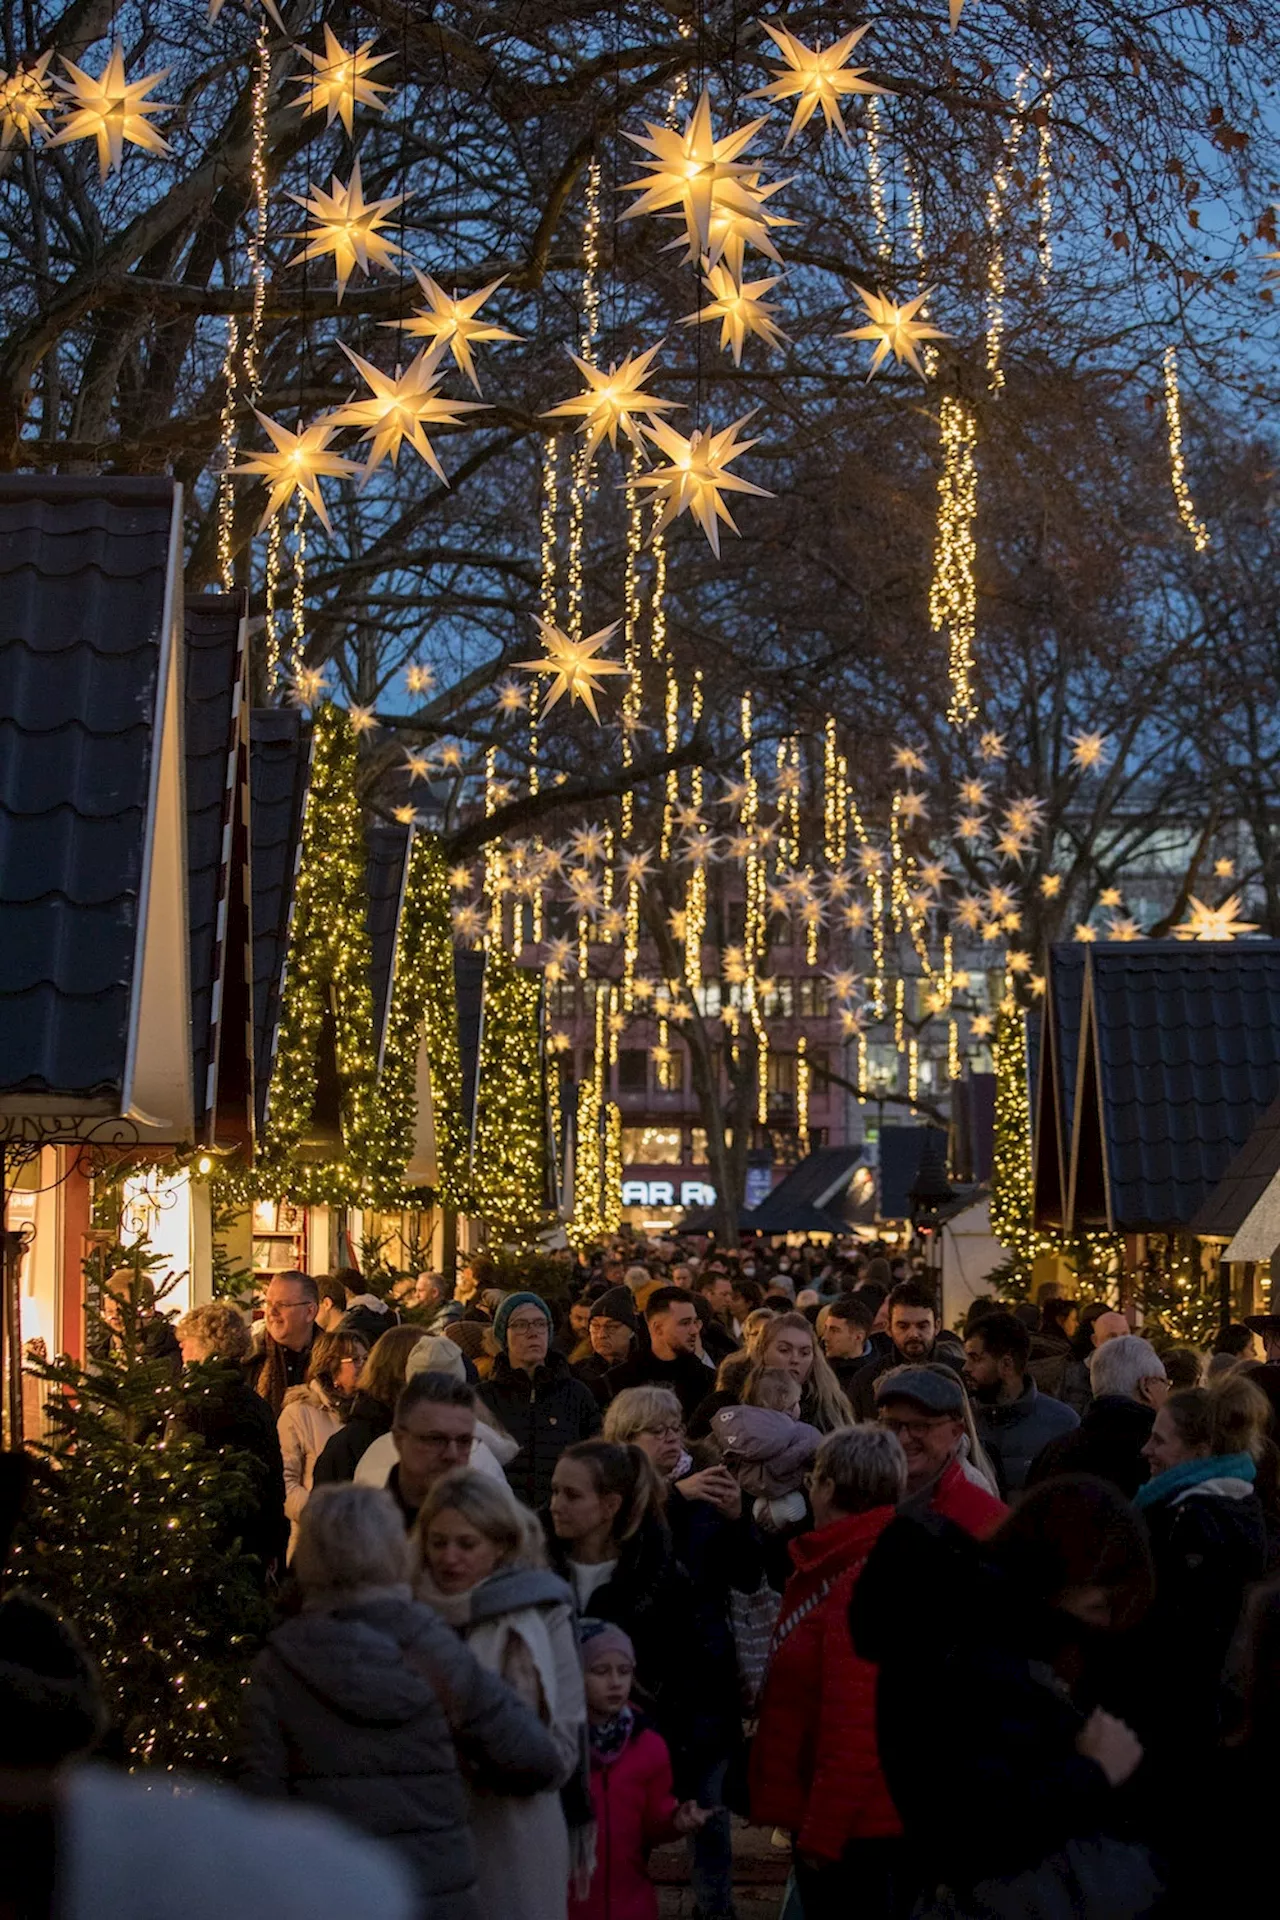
top-left (878, 1412), bottom-right (953, 1438)
top-left (506, 1316), bottom-right (548, 1335)
top-left (638, 1421), bottom-right (683, 1441)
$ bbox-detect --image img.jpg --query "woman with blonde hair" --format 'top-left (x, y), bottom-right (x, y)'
top-left (415, 1469), bottom-right (585, 1920)
top-left (277, 1328), bottom-right (368, 1551)
top-left (750, 1312), bottom-right (854, 1434)
top-left (313, 1324), bottom-right (428, 1484)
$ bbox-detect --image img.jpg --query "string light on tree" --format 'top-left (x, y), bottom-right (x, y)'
top-left (930, 396), bottom-right (979, 725)
top-left (49, 44), bottom-right (173, 178)
top-left (985, 77), bottom-right (1027, 392)
top-left (863, 98), bottom-right (893, 262)
top-left (1162, 346), bottom-right (1211, 552)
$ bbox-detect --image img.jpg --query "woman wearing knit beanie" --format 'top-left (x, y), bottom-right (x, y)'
top-left (478, 1294), bottom-right (601, 1510)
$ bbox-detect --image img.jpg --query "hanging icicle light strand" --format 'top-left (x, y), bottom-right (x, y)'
top-left (1036, 68), bottom-right (1054, 285)
top-left (931, 395), bottom-right (980, 726)
top-left (863, 97), bottom-right (893, 262)
top-left (1163, 346), bottom-right (1211, 552)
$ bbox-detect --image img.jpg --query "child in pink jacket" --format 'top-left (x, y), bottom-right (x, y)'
top-left (568, 1621), bottom-right (708, 1920)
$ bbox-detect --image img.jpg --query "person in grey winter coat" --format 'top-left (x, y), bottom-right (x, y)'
top-left (239, 1484), bottom-right (564, 1919)
top-left (963, 1314), bottom-right (1079, 1495)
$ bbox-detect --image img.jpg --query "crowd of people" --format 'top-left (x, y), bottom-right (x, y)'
top-left (8, 1239), bottom-right (1280, 1919)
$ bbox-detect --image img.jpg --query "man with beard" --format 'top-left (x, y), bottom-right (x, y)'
top-left (962, 1312), bottom-right (1079, 1495)
top-left (848, 1281), bottom-right (963, 1419)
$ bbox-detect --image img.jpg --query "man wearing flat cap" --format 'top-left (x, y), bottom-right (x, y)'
top-left (873, 1365), bottom-right (1007, 1539)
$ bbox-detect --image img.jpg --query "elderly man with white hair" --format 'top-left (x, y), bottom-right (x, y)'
top-left (1026, 1334), bottom-right (1170, 1498)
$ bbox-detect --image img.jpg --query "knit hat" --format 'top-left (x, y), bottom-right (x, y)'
top-left (579, 1618), bottom-right (636, 1667)
top-left (874, 1364), bottom-right (965, 1415)
top-left (493, 1291), bottom-right (553, 1346)
top-left (588, 1285), bottom-right (638, 1332)
top-left (404, 1333), bottom-right (466, 1383)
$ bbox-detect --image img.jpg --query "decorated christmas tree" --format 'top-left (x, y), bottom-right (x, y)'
top-left (10, 1245), bottom-right (270, 1770)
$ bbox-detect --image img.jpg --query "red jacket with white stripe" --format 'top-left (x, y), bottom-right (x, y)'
top-left (749, 1505), bottom-right (901, 1859)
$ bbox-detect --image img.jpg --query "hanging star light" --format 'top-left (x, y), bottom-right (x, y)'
top-left (1073, 923), bottom-right (1097, 943)
top-left (1070, 731), bottom-right (1110, 771)
top-left (290, 666), bottom-right (329, 707)
top-left (842, 902), bottom-right (870, 931)
top-left (843, 285), bottom-right (949, 379)
top-left (395, 272), bottom-right (520, 393)
top-left (634, 414), bottom-right (772, 556)
top-left (1214, 857), bottom-right (1235, 880)
top-left (49, 43), bottom-right (173, 178)
top-left (680, 172), bottom-right (796, 277)
top-left (329, 345), bottom-right (486, 481)
top-left (979, 730), bottom-right (1007, 761)
top-left (405, 662), bottom-right (434, 695)
top-left (1099, 886), bottom-right (1123, 909)
top-left (234, 411), bottom-right (358, 532)
top-left (288, 162), bottom-right (404, 300)
top-left (899, 791), bottom-right (929, 823)
top-left (403, 749), bottom-right (433, 782)
top-left (955, 813), bottom-right (986, 842)
top-left (1006, 949), bottom-right (1032, 973)
top-left (919, 860), bottom-right (949, 891)
top-left (570, 826), bottom-right (609, 863)
top-left (1040, 872), bottom-right (1062, 897)
top-left (348, 704), bottom-right (378, 735)
top-left (1107, 916), bottom-right (1143, 942)
top-left (622, 89), bottom-right (771, 261)
top-left (0, 52), bottom-right (54, 150)
top-left (744, 21), bottom-right (884, 145)
top-left (970, 1013), bottom-right (994, 1039)
top-left (986, 884), bottom-right (1018, 919)
top-left (449, 865), bottom-right (472, 891)
top-left (543, 343), bottom-right (679, 456)
top-left (290, 25), bottom-right (393, 136)
top-left (995, 829), bottom-right (1030, 863)
top-left (517, 618), bottom-right (627, 722)
top-left (392, 804), bottom-right (417, 824)
top-left (954, 896), bottom-right (984, 931)
top-left (494, 679), bottom-right (527, 713)
top-left (684, 265), bottom-right (787, 365)
top-left (892, 745), bottom-right (928, 775)
top-left (1174, 894), bottom-right (1259, 941)
top-left (438, 742), bottom-right (463, 769)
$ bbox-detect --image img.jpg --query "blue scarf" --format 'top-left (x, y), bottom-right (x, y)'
top-left (1134, 1451), bottom-right (1256, 1510)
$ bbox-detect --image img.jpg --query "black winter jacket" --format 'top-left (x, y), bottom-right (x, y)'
top-left (172, 1364), bottom-right (288, 1572)
top-left (1025, 1394), bottom-right (1154, 1500)
top-left (240, 1589), bottom-right (562, 1919)
top-left (847, 1342), bottom-right (964, 1420)
top-left (479, 1351), bottom-right (601, 1510)
top-left (312, 1392), bottom-right (392, 1485)
top-left (850, 1514), bottom-right (1130, 1894)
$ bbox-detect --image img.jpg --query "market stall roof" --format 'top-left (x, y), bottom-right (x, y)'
top-left (365, 822), bottom-right (410, 1062)
top-left (249, 708), bottom-right (308, 1134)
top-left (1067, 941), bottom-right (1280, 1233)
top-left (743, 1144), bottom-right (866, 1235)
top-left (1190, 1092), bottom-right (1280, 1257)
top-left (0, 476), bottom-right (193, 1142)
top-left (878, 1125), bottom-right (950, 1221)
top-left (185, 592), bottom-right (249, 1145)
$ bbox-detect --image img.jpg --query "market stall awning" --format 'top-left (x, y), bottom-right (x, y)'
top-left (743, 1144), bottom-right (866, 1235)
top-left (1190, 1092), bottom-right (1280, 1259)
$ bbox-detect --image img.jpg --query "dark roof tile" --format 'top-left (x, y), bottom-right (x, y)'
top-left (185, 595), bottom-right (245, 1132)
top-left (250, 709), bottom-right (309, 1129)
top-left (0, 478), bottom-right (177, 1104)
top-left (366, 824), bottom-right (410, 1058)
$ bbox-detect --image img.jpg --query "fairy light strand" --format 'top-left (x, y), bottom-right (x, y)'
top-left (1163, 346), bottom-right (1211, 552)
top-left (264, 515), bottom-right (282, 689)
top-left (565, 158), bottom-right (601, 645)
top-left (985, 75), bottom-right (1027, 393)
top-left (864, 97), bottom-right (892, 263)
top-left (1036, 67), bottom-right (1053, 286)
top-left (931, 395), bottom-right (979, 726)
top-left (289, 494), bottom-right (307, 684)
top-left (902, 155), bottom-right (938, 379)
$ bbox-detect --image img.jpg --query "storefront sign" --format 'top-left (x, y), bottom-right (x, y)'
top-left (621, 1178), bottom-right (717, 1209)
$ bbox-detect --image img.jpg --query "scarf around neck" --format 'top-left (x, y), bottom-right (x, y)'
top-left (1134, 1450), bottom-right (1256, 1510)
top-left (589, 1703), bottom-right (634, 1761)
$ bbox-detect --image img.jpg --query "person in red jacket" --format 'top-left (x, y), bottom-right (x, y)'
top-left (568, 1621), bottom-right (708, 1920)
top-left (750, 1424), bottom-right (911, 1920)
top-left (873, 1365), bottom-right (1007, 1540)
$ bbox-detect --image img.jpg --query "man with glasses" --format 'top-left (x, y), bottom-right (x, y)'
top-left (388, 1374), bottom-right (478, 1529)
top-left (873, 1367), bottom-right (1006, 1539)
top-left (478, 1291), bottom-right (601, 1509)
top-left (247, 1271), bottom-right (319, 1415)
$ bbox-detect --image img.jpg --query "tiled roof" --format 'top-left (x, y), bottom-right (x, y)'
top-left (184, 594), bottom-right (245, 1134)
top-left (1189, 1092), bottom-right (1280, 1240)
top-left (745, 1144), bottom-right (864, 1233)
top-left (1071, 941), bottom-right (1280, 1232)
top-left (249, 709), bottom-right (309, 1131)
top-left (0, 477), bottom-right (178, 1107)
top-left (365, 824), bottom-right (410, 1061)
top-left (1032, 947), bottom-right (1086, 1228)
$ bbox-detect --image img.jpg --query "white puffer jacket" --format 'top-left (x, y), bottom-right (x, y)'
top-left (278, 1383), bottom-right (343, 1540)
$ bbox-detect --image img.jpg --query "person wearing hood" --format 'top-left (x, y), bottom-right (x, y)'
top-left (1130, 1371), bottom-right (1270, 1769)
top-left (1026, 1336), bottom-right (1167, 1499)
top-left (479, 1294), bottom-right (602, 1512)
top-left (354, 1337), bottom-right (517, 1492)
top-left (750, 1426), bottom-right (908, 1920)
top-left (335, 1269), bottom-right (403, 1349)
top-left (240, 1484), bottom-right (564, 1919)
top-left (313, 1325), bottom-right (430, 1485)
top-left (873, 1366), bottom-right (1007, 1538)
top-left (415, 1468), bottom-right (586, 1920)
top-left (962, 1313), bottom-right (1079, 1495)
top-left (849, 1477), bottom-right (1160, 1918)
top-left (277, 1329), bottom-right (368, 1554)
